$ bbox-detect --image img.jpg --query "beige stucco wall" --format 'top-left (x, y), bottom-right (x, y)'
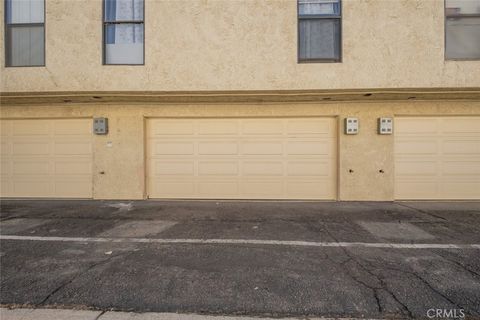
top-left (1, 101), bottom-right (479, 200)
top-left (1, 0), bottom-right (480, 93)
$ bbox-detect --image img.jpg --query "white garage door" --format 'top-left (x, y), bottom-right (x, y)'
top-left (147, 118), bottom-right (337, 199)
top-left (1, 119), bottom-right (93, 198)
top-left (395, 117), bottom-right (480, 200)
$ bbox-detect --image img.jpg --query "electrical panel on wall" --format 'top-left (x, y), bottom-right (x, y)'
top-left (344, 117), bottom-right (359, 135)
top-left (378, 117), bottom-right (393, 135)
top-left (93, 118), bottom-right (108, 135)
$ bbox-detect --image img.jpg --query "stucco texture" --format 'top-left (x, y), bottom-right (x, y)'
top-left (1, 101), bottom-right (479, 200)
top-left (1, 0), bottom-right (480, 92)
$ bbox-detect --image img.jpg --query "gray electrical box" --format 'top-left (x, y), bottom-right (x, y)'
top-left (378, 117), bottom-right (393, 135)
top-left (344, 117), bottom-right (359, 135)
top-left (93, 118), bottom-right (108, 135)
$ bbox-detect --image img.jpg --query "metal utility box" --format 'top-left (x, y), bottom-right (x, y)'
top-left (93, 118), bottom-right (108, 135)
top-left (344, 117), bottom-right (359, 135)
top-left (378, 117), bottom-right (393, 134)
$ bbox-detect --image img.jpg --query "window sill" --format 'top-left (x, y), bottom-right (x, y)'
top-left (298, 59), bottom-right (342, 64)
top-left (4, 65), bottom-right (46, 68)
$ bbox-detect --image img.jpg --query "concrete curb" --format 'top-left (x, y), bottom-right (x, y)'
top-left (0, 308), bottom-right (383, 320)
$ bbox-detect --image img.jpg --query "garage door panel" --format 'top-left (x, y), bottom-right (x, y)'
top-left (199, 142), bottom-right (238, 155)
top-left (13, 161), bottom-right (50, 175)
top-left (13, 121), bottom-right (50, 136)
top-left (13, 142), bottom-right (50, 155)
top-left (54, 161), bottom-right (92, 175)
top-left (54, 120), bottom-right (92, 135)
top-left (1, 179), bottom-right (12, 195)
top-left (287, 119), bottom-right (333, 135)
top-left (150, 181), bottom-right (195, 197)
top-left (198, 120), bottom-right (238, 135)
top-left (150, 120), bottom-right (194, 136)
top-left (199, 181), bottom-right (239, 196)
top-left (395, 140), bottom-right (438, 155)
top-left (13, 181), bottom-right (53, 197)
top-left (442, 140), bottom-right (480, 154)
top-left (1, 161), bottom-right (11, 176)
top-left (395, 117), bottom-right (480, 200)
top-left (241, 181), bottom-right (284, 197)
top-left (154, 161), bottom-right (194, 175)
top-left (0, 119), bottom-right (93, 198)
top-left (242, 141), bottom-right (282, 155)
top-left (243, 161), bottom-right (283, 176)
top-left (287, 140), bottom-right (331, 155)
top-left (395, 118), bottom-right (438, 135)
top-left (287, 161), bottom-right (330, 176)
top-left (395, 181), bottom-right (439, 199)
top-left (395, 161), bottom-right (438, 176)
top-left (242, 120), bottom-right (283, 135)
top-left (441, 118), bottom-right (480, 133)
top-left (147, 118), bottom-right (337, 199)
top-left (199, 161), bottom-right (238, 176)
top-left (1, 142), bottom-right (10, 155)
top-left (55, 180), bottom-right (91, 197)
top-left (54, 142), bottom-right (92, 155)
top-left (440, 182), bottom-right (480, 199)
top-left (286, 181), bottom-right (333, 197)
top-left (442, 161), bottom-right (480, 176)
top-left (1, 121), bottom-right (11, 136)
top-left (154, 142), bottom-right (194, 155)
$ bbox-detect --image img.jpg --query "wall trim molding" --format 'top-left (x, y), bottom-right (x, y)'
top-left (1, 88), bottom-right (480, 105)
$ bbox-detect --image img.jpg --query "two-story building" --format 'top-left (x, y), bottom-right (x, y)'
top-left (1, 0), bottom-right (479, 201)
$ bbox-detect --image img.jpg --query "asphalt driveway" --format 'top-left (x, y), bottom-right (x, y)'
top-left (1, 200), bottom-right (479, 319)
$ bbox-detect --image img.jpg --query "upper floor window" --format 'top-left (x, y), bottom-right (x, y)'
top-left (298, 0), bottom-right (341, 62)
top-left (5, 0), bottom-right (45, 67)
top-left (103, 0), bottom-right (144, 65)
top-left (445, 0), bottom-right (480, 60)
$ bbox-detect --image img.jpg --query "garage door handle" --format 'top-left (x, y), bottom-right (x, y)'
top-left (99, 171), bottom-right (105, 175)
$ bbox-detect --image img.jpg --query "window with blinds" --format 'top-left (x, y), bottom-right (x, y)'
top-left (5, 0), bottom-right (45, 67)
top-left (298, 0), bottom-right (341, 62)
top-left (103, 0), bottom-right (144, 65)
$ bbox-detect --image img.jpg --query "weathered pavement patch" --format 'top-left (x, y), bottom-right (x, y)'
top-left (1, 200), bottom-right (479, 319)
top-left (2, 240), bottom-right (479, 318)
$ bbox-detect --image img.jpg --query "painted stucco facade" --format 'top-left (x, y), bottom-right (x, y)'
top-left (1, 0), bottom-right (480, 92)
top-left (1, 0), bottom-right (479, 201)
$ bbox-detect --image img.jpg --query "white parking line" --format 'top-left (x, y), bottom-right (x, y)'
top-left (1, 235), bottom-right (479, 249)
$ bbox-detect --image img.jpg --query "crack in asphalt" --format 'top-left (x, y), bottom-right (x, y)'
top-left (0, 216), bottom-right (28, 222)
top-left (321, 220), bottom-right (414, 318)
top-left (373, 262), bottom-right (479, 316)
top-left (324, 216), bottom-right (476, 316)
top-left (36, 251), bottom-right (134, 307)
top-left (395, 203), bottom-right (447, 222)
top-left (94, 310), bottom-right (107, 319)
top-left (320, 244), bottom-right (383, 313)
top-left (435, 251), bottom-right (480, 279)
top-left (343, 259), bottom-right (384, 313)
top-left (346, 254), bottom-right (414, 318)
top-left (320, 239), bottom-right (375, 314)
top-left (408, 271), bottom-right (460, 307)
